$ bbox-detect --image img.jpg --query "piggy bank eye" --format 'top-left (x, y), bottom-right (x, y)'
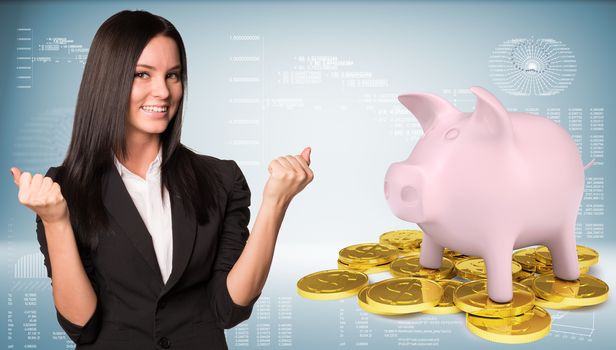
top-left (445, 128), bottom-right (459, 140)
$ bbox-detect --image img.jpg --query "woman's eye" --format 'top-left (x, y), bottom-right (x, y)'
top-left (134, 72), bottom-right (149, 79)
top-left (167, 72), bottom-right (179, 79)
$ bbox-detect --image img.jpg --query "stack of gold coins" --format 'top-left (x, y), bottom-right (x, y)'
top-left (519, 273), bottom-right (609, 310)
top-left (512, 247), bottom-right (541, 273)
top-left (534, 245), bottom-right (597, 274)
top-left (513, 245), bottom-right (598, 275)
top-left (358, 277), bottom-right (443, 315)
top-left (379, 229), bottom-right (422, 256)
top-left (296, 230), bottom-right (610, 345)
top-left (454, 280), bottom-right (551, 344)
top-left (337, 243), bottom-right (399, 273)
top-left (443, 248), bottom-right (471, 264)
top-left (390, 253), bottom-right (456, 280)
top-left (455, 257), bottom-right (525, 281)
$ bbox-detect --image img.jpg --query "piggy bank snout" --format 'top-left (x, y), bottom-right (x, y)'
top-left (384, 163), bottom-right (425, 223)
top-left (384, 182), bottom-right (419, 203)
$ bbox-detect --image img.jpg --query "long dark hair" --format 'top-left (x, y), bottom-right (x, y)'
top-left (60, 10), bottom-right (217, 250)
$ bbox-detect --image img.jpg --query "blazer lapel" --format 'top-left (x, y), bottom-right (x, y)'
top-left (162, 191), bottom-right (197, 294)
top-left (102, 165), bottom-right (198, 294)
top-left (103, 166), bottom-right (164, 286)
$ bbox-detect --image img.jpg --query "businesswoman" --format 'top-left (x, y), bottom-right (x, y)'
top-left (10, 10), bottom-right (313, 350)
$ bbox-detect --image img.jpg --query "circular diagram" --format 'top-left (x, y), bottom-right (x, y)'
top-left (488, 38), bottom-right (576, 96)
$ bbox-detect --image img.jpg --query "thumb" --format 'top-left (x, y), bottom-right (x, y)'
top-left (10, 167), bottom-right (22, 186)
top-left (300, 147), bottom-right (311, 166)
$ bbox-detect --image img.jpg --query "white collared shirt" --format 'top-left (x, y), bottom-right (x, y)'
top-left (113, 146), bottom-right (173, 284)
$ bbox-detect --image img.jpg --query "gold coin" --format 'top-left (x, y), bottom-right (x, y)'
top-left (398, 246), bottom-right (422, 257)
top-left (366, 277), bottom-right (442, 314)
top-left (339, 243), bottom-right (399, 265)
top-left (379, 230), bottom-right (423, 249)
top-left (535, 261), bottom-right (552, 274)
top-left (518, 276), bottom-right (534, 290)
top-left (534, 261), bottom-right (589, 275)
top-left (534, 245), bottom-right (599, 268)
top-left (453, 280), bottom-right (535, 318)
top-left (450, 255), bottom-right (476, 266)
top-left (357, 285), bottom-right (398, 315)
top-left (337, 259), bottom-right (391, 274)
top-left (519, 276), bottom-right (579, 310)
top-left (532, 273), bottom-right (609, 307)
top-left (297, 269), bottom-right (368, 300)
top-left (513, 270), bottom-right (534, 282)
top-left (390, 254), bottom-right (455, 280)
top-left (512, 248), bottom-right (538, 272)
top-left (443, 248), bottom-right (467, 258)
top-left (469, 306), bottom-right (536, 326)
top-left (455, 257), bottom-right (522, 280)
top-left (423, 280), bottom-right (463, 314)
top-left (466, 306), bottom-right (551, 344)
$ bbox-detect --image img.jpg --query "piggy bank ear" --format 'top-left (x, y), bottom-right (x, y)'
top-left (398, 92), bottom-right (459, 133)
top-left (469, 86), bottom-right (513, 140)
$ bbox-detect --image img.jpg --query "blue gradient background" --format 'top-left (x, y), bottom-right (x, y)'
top-left (1, 1), bottom-right (614, 349)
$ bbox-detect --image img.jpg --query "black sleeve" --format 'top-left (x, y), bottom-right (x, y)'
top-left (35, 166), bottom-right (102, 344)
top-left (206, 160), bottom-right (260, 329)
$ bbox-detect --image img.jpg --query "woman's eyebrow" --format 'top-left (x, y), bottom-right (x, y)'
top-left (136, 64), bottom-right (181, 71)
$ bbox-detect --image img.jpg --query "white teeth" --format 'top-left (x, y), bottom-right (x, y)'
top-left (141, 106), bottom-right (168, 113)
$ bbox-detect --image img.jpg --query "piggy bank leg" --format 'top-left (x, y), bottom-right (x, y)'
top-left (419, 234), bottom-right (443, 269)
top-left (484, 249), bottom-right (514, 303)
top-left (547, 229), bottom-right (580, 281)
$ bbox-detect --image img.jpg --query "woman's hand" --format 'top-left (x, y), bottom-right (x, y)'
top-left (10, 167), bottom-right (69, 225)
top-left (263, 147), bottom-right (314, 205)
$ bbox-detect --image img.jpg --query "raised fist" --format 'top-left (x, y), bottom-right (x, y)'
top-left (10, 167), bottom-right (69, 225)
top-left (264, 147), bottom-right (314, 204)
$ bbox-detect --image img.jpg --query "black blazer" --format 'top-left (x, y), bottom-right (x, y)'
top-left (36, 154), bottom-right (260, 350)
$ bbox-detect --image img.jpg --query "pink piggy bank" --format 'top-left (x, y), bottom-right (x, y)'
top-left (384, 86), bottom-right (592, 302)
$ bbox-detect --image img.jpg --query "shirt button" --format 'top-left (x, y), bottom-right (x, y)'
top-left (158, 337), bottom-right (171, 349)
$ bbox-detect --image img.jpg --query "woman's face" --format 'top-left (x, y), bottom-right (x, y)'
top-left (127, 34), bottom-right (183, 140)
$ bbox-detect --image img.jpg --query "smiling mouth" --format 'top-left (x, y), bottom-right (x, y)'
top-left (141, 105), bottom-right (169, 113)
